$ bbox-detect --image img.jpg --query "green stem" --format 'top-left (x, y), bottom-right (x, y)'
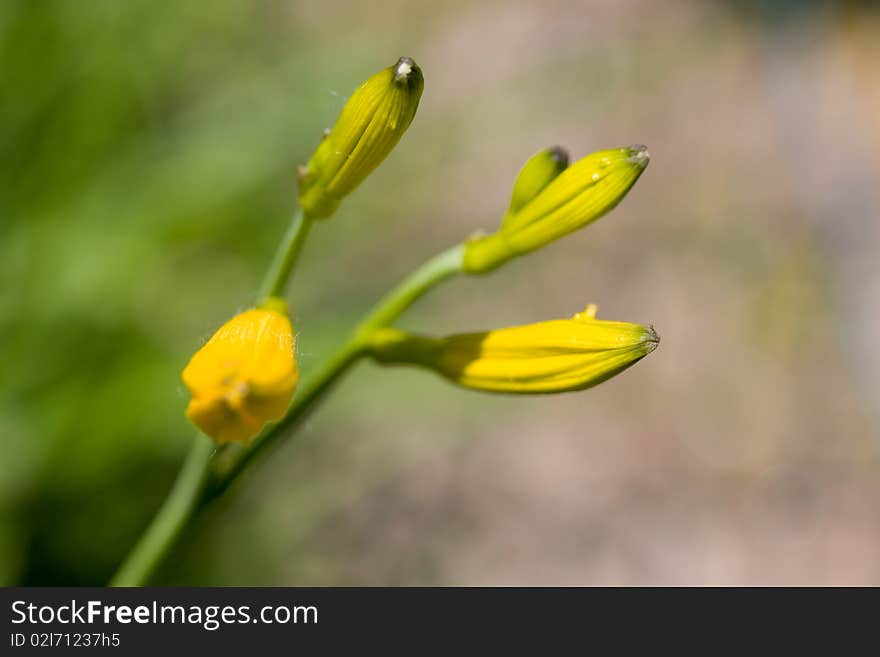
top-left (258, 207), bottom-right (313, 301)
top-left (354, 243), bottom-right (466, 337)
top-left (109, 434), bottom-right (215, 586)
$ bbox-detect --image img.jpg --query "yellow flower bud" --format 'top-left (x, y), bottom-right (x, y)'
top-left (369, 305), bottom-right (658, 394)
top-left (182, 298), bottom-right (298, 444)
top-left (463, 145), bottom-right (650, 273)
top-left (298, 57), bottom-right (424, 218)
top-left (504, 146), bottom-right (569, 223)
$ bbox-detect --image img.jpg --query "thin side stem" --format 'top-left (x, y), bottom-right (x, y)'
top-left (258, 207), bottom-right (313, 301)
top-left (109, 434), bottom-right (215, 586)
top-left (355, 243), bottom-right (466, 337)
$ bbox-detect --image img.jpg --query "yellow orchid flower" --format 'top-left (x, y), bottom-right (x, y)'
top-left (298, 57), bottom-right (424, 219)
top-left (182, 298), bottom-right (298, 444)
top-left (464, 145), bottom-right (650, 273)
top-left (369, 305), bottom-right (658, 394)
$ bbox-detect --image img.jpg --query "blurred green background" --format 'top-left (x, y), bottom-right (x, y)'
top-left (2, 0), bottom-right (879, 585)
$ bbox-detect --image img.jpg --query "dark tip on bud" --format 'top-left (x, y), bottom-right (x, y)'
top-left (548, 146), bottom-right (570, 167)
top-left (646, 324), bottom-right (660, 349)
top-left (626, 144), bottom-right (650, 168)
top-left (393, 56), bottom-right (423, 90)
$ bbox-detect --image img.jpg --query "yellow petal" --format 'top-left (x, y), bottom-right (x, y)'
top-left (182, 304), bottom-right (298, 444)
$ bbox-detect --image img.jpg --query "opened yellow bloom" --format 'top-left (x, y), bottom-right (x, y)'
top-left (464, 145), bottom-right (650, 273)
top-left (182, 299), bottom-right (298, 444)
top-left (369, 305), bottom-right (658, 394)
top-left (298, 57), bottom-right (424, 218)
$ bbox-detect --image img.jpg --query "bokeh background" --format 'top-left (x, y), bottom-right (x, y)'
top-left (2, 0), bottom-right (879, 585)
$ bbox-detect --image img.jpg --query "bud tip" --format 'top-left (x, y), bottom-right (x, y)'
top-left (644, 324), bottom-right (660, 350)
top-left (393, 57), bottom-right (421, 87)
top-left (549, 146), bottom-right (570, 167)
top-left (627, 144), bottom-right (650, 168)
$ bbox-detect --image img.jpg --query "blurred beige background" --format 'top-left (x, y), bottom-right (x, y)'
top-left (2, 0), bottom-right (879, 585)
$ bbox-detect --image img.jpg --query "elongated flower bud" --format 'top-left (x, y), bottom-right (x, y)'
top-left (182, 298), bottom-right (298, 444)
top-left (503, 146), bottom-right (569, 224)
top-left (298, 57), bottom-right (424, 218)
top-left (464, 145), bottom-right (649, 273)
top-left (369, 305), bottom-right (658, 394)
